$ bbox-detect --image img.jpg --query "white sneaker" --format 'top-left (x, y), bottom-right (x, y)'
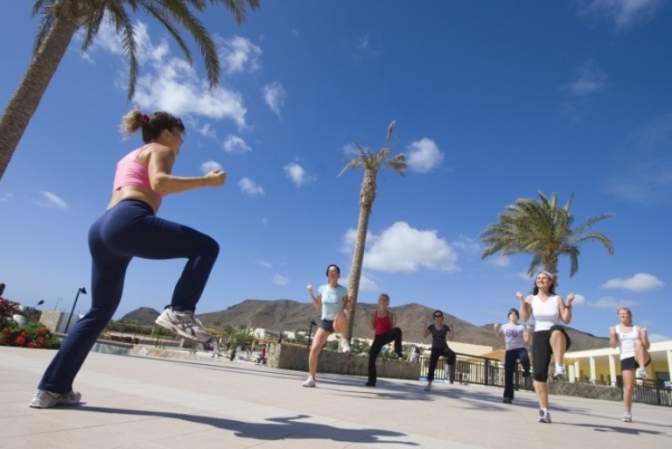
top-left (29, 390), bottom-right (81, 408)
top-left (553, 364), bottom-right (566, 379)
top-left (538, 409), bottom-right (551, 423)
top-left (340, 339), bottom-right (351, 353)
top-left (155, 308), bottom-right (212, 343)
top-left (622, 411), bottom-right (632, 422)
top-left (636, 368), bottom-right (647, 380)
top-left (424, 383), bottom-right (432, 391)
top-left (302, 377), bottom-right (316, 388)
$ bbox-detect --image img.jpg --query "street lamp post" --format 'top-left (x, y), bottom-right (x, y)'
top-left (307, 319), bottom-right (317, 347)
top-left (65, 287), bottom-right (87, 333)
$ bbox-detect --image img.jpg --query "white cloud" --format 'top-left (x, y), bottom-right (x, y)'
top-left (37, 191), bottom-right (67, 210)
top-left (256, 259), bottom-right (272, 268)
top-left (342, 272), bottom-right (378, 292)
top-left (566, 61), bottom-right (608, 96)
top-left (342, 221), bottom-right (458, 273)
top-left (601, 273), bottom-right (664, 291)
top-left (85, 20), bottom-right (248, 128)
top-left (0, 193), bottom-right (12, 203)
top-left (452, 235), bottom-right (481, 255)
top-left (263, 82), bottom-right (286, 116)
top-left (488, 255), bottom-right (511, 268)
top-left (195, 122), bottom-right (216, 139)
top-left (284, 162), bottom-right (312, 187)
top-left (200, 160), bottom-right (222, 174)
top-left (589, 297), bottom-right (639, 308)
top-left (238, 178), bottom-right (265, 195)
top-left (222, 135), bottom-right (251, 153)
top-left (273, 275), bottom-right (289, 286)
top-left (217, 36), bottom-right (262, 74)
top-left (406, 138), bottom-right (443, 173)
top-left (572, 294), bottom-right (587, 305)
top-left (604, 113), bottom-right (672, 205)
top-left (577, 0), bottom-right (664, 29)
top-left (648, 333), bottom-right (670, 343)
top-left (358, 34), bottom-right (370, 50)
top-left (261, 217), bottom-right (269, 225)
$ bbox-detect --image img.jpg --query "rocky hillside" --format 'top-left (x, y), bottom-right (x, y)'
top-left (120, 299), bottom-right (610, 351)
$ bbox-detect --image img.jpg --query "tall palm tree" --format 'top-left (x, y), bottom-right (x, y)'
top-left (0, 0), bottom-right (261, 181)
top-left (479, 191), bottom-right (614, 278)
top-left (338, 120), bottom-right (407, 342)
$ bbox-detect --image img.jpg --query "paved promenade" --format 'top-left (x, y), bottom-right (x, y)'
top-left (1, 346), bottom-right (671, 449)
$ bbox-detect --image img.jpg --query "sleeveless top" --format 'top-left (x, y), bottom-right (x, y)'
top-left (531, 295), bottom-right (561, 332)
top-left (113, 145), bottom-right (166, 199)
top-left (374, 312), bottom-right (392, 336)
top-left (616, 325), bottom-right (640, 360)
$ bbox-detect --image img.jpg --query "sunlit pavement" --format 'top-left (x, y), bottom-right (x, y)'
top-left (1, 346), bottom-right (670, 449)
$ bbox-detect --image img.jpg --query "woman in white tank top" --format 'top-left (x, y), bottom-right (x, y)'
top-left (517, 270), bottom-right (575, 424)
top-left (608, 307), bottom-right (651, 423)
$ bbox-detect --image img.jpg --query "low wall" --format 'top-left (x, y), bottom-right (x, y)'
top-left (267, 343), bottom-right (420, 380)
top-left (550, 381), bottom-right (622, 402)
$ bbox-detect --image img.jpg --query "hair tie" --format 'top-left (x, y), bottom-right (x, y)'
top-left (141, 114), bottom-right (150, 125)
top-left (541, 270), bottom-right (554, 281)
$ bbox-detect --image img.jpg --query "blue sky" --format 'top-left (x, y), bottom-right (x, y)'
top-left (1, 1), bottom-right (670, 342)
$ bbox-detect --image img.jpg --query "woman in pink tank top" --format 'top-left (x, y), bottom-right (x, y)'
top-left (30, 109), bottom-right (226, 409)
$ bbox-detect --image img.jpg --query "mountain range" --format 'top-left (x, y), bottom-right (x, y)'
top-left (120, 299), bottom-right (610, 352)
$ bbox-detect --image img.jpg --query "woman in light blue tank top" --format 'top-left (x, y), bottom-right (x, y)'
top-left (302, 264), bottom-right (351, 387)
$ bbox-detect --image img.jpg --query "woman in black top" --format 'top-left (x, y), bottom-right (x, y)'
top-left (423, 310), bottom-right (456, 391)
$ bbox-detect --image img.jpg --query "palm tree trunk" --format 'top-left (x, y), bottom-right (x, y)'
top-left (0, 12), bottom-right (79, 181)
top-left (346, 169), bottom-right (377, 341)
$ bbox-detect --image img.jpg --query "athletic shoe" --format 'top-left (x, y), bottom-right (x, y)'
top-left (622, 411), bottom-right (632, 422)
top-left (553, 364), bottom-right (566, 379)
top-left (636, 368), bottom-right (648, 380)
top-left (155, 308), bottom-right (212, 343)
top-left (424, 383), bottom-right (432, 392)
top-left (395, 351), bottom-right (404, 359)
top-left (365, 381), bottom-right (376, 387)
top-left (538, 410), bottom-right (551, 423)
top-left (340, 339), bottom-right (352, 353)
top-left (302, 377), bottom-right (316, 388)
top-left (502, 398), bottom-right (512, 404)
top-left (29, 390), bottom-right (81, 408)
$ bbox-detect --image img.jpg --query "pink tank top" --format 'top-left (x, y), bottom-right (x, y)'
top-left (374, 313), bottom-right (392, 336)
top-left (113, 145), bottom-right (166, 198)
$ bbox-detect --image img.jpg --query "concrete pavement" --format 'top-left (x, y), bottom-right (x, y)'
top-left (1, 346), bottom-right (670, 449)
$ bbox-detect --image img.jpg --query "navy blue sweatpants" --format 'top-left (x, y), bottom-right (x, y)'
top-left (38, 199), bottom-right (219, 393)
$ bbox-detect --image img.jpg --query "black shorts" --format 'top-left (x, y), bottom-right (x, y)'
top-left (621, 356), bottom-right (651, 371)
top-left (319, 319), bottom-right (335, 333)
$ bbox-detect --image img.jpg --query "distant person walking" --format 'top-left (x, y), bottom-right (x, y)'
top-left (423, 310), bottom-right (456, 391)
top-left (302, 264), bottom-right (351, 387)
top-left (30, 110), bottom-right (225, 409)
top-left (609, 307), bottom-right (651, 423)
top-left (365, 293), bottom-right (403, 387)
top-left (518, 271), bottom-right (575, 423)
top-left (493, 308), bottom-right (531, 403)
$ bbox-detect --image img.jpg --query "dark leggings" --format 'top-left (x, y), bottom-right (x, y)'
top-left (532, 325), bottom-right (571, 382)
top-left (367, 328), bottom-right (403, 383)
top-left (38, 199), bottom-right (219, 393)
top-left (427, 346), bottom-right (456, 382)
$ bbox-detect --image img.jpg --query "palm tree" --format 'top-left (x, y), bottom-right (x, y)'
top-left (338, 120), bottom-right (407, 342)
top-left (479, 191), bottom-right (614, 278)
top-left (0, 0), bottom-right (261, 181)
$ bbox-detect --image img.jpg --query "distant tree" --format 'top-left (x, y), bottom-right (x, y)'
top-left (339, 120), bottom-right (406, 342)
top-left (479, 191), bottom-right (614, 278)
top-left (0, 0), bottom-right (261, 181)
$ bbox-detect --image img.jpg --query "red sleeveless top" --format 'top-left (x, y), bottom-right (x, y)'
top-left (374, 312), bottom-right (392, 336)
